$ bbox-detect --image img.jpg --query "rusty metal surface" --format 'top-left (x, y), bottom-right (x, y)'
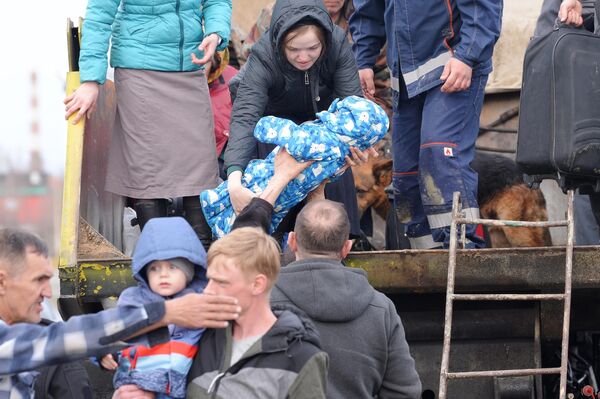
top-left (78, 218), bottom-right (125, 260)
top-left (79, 80), bottom-right (126, 251)
top-left (456, 217), bottom-right (568, 228)
top-left (453, 294), bottom-right (565, 301)
top-left (343, 245), bottom-right (600, 294)
top-left (60, 245), bottom-right (600, 299)
top-left (59, 260), bottom-right (135, 300)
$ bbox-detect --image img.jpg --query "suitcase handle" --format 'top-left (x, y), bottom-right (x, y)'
top-left (553, 18), bottom-right (584, 31)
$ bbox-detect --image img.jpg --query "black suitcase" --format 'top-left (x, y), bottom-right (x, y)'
top-left (517, 24), bottom-right (600, 190)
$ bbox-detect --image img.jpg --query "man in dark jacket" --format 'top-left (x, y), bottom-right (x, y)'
top-left (349, 0), bottom-right (502, 249)
top-left (186, 227), bottom-right (328, 398)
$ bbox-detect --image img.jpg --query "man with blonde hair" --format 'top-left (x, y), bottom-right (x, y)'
top-left (186, 227), bottom-right (328, 398)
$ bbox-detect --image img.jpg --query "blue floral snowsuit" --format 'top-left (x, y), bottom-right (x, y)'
top-left (201, 96), bottom-right (389, 237)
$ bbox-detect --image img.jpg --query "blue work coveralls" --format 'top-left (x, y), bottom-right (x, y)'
top-left (350, 0), bottom-right (503, 248)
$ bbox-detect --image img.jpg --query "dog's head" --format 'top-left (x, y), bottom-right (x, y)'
top-left (353, 156), bottom-right (393, 219)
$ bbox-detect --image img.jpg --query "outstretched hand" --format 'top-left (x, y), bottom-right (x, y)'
top-left (191, 33), bottom-right (220, 66)
top-left (164, 293), bottom-right (240, 329)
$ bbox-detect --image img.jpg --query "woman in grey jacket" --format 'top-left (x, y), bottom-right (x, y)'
top-left (224, 0), bottom-right (372, 238)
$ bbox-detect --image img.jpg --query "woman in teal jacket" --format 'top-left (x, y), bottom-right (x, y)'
top-left (64, 0), bottom-right (232, 250)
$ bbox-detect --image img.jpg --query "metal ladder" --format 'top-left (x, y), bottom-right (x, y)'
top-left (438, 190), bottom-right (575, 399)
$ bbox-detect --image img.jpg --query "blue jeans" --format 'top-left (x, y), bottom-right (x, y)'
top-left (391, 74), bottom-right (488, 248)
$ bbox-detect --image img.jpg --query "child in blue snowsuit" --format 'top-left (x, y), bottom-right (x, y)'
top-left (201, 95), bottom-right (389, 237)
top-left (99, 217), bottom-right (207, 398)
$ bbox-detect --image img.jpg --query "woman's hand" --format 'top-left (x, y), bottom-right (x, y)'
top-left (344, 146), bottom-right (379, 168)
top-left (228, 171), bottom-right (257, 215)
top-left (191, 33), bottom-right (221, 66)
top-left (100, 354), bottom-right (118, 370)
top-left (64, 81), bottom-right (99, 124)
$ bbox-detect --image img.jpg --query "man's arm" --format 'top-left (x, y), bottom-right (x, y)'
top-left (0, 302), bottom-right (162, 375)
top-left (349, 0), bottom-right (387, 71)
top-left (0, 294), bottom-right (240, 376)
top-left (379, 298), bottom-right (422, 399)
top-left (231, 148), bottom-right (312, 232)
top-left (452, 0), bottom-right (502, 68)
top-left (349, 0), bottom-right (387, 98)
top-left (124, 293), bottom-right (240, 340)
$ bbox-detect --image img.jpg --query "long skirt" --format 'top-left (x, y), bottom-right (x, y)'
top-left (106, 68), bottom-right (220, 199)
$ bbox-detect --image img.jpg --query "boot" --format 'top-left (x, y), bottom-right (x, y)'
top-left (133, 198), bottom-right (168, 230)
top-left (183, 196), bottom-right (213, 251)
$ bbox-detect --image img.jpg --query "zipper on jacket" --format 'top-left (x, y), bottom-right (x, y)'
top-left (207, 372), bottom-right (225, 398)
top-left (176, 0), bottom-right (184, 70)
top-left (304, 70), bottom-right (314, 115)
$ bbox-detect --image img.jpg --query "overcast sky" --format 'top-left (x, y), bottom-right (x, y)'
top-left (0, 1), bottom-right (87, 175)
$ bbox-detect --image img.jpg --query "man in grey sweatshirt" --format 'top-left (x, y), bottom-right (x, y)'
top-left (270, 199), bottom-right (422, 399)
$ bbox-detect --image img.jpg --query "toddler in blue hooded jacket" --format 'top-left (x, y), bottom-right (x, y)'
top-left (99, 217), bottom-right (207, 398)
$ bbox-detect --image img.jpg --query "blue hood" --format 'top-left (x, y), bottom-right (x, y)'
top-left (131, 217), bottom-right (207, 294)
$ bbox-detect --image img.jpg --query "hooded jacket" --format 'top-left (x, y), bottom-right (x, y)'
top-left (186, 308), bottom-right (328, 399)
top-left (349, 0), bottom-right (502, 98)
top-left (79, 0), bottom-right (232, 84)
top-left (115, 217), bottom-right (208, 398)
top-left (223, 0), bottom-right (362, 174)
top-left (271, 259), bottom-right (422, 399)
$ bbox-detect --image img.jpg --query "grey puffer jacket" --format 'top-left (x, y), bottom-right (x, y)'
top-left (224, 0), bottom-right (362, 173)
top-left (271, 259), bottom-right (422, 399)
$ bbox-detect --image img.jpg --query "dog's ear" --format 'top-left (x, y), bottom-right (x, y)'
top-left (372, 159), bottom-right (393, 186)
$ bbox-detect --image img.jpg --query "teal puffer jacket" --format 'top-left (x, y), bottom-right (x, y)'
top-left (79, 0), bottom-right (231, 84)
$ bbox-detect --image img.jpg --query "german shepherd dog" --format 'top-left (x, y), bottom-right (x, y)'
top-left (352, 151), bottom-right (552, 248)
